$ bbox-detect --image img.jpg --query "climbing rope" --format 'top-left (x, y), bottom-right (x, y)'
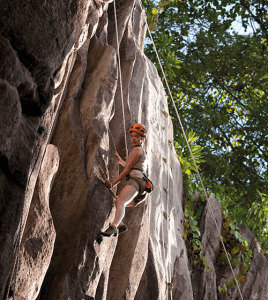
top-left (6, 2), bottom-right (243, 300)
top-left (113, 0), bottom-right (128, 160)
top-left (136, 1), bottom-right (244, 299)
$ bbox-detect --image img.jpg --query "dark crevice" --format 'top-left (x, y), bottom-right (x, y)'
top-left (17, 76), bottom-right (54, 117)
top-left (0, 155), bottom-right (25, 189)
top-left (0, 25), bottom-right (47, 78)
top-left (0, 29), bottom-right (55, 117)
top-left (0, 26), bottom-right (42, 78)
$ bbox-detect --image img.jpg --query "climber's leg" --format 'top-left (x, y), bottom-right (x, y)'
top-left (115, 197), bottom-right (135, 210)
top-left (126, 200), bottom-right (135, 207)
top-left (111, 185), bottom-right (138, 228)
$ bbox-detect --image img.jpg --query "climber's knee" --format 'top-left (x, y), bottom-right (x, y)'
top-left (116, 195), bottom-right (126, 208)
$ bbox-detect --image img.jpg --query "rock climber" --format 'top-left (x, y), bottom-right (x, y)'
top-left (100, 123), bottom-right (148, 237)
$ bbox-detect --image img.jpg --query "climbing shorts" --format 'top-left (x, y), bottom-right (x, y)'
top-left (126, 170), bottom-right (147, 206)
top-left (126, 177), bottom-right (146, 195)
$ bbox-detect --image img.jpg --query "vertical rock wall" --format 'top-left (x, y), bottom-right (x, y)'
top-left (0, 0), bottom-right (113, 298)
top-left (12, 145), bottom-right (59, 300)
top-left (38, 0), bottom-right (191, 298)
top-left (3, 0), bottom-right (192, 299)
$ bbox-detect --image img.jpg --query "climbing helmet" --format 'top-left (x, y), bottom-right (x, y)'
top-left (129, 123), bottom-right (147, 139)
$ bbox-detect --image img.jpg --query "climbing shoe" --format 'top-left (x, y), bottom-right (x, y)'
top-left (100, 224), bottom-right (118, 237)
top-left (118, 224), bottom-right (128, 235)
top-left (96, 234), bottom-right (103, 244)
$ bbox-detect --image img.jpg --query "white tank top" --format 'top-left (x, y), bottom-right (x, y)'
top-left (130, 147), bottom-right (146, 179)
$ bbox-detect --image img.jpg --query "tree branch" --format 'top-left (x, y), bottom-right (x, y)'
top-left (240, 0), bottom-right (268, 40)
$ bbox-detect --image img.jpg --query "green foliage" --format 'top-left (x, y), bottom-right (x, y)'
top-left (174, 130), bottom-right (205, 178)
top-left (229, 279), bottom-right (235, 289)
top-left (181, 177), bottom-right (208, 271)
top-left (214, 185), bottom-right (268, 258)
top-left (218, 283), bottom-right (228, 296)
top-left (222, 217), bottom-right (252, 267)
top-left (246, 190), bottom-right (268, 256)
top-left (218, 216), bottom-right (252, 294)
top-left (167, 282), bottom-right (173, 292)
top-left (142, 0), bottom-right (268, 255)
top-left (175, 127), bottom-right (268, 258)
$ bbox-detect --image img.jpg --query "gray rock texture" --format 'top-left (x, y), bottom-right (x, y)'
top-left (9, 145), bottom-right (59, 300)
top-left (1, 1), bottom-right (268, 300)
top-left (0, 0), bottom-right (111, 297)
top-left (217, 224), bottom-right (268, 300)
top-left (192, 195), bottom-right (223, 300)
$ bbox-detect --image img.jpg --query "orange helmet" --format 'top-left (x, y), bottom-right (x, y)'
top-left (129, 123), bottom-right (147, 139)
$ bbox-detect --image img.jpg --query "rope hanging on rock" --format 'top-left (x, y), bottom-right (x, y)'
top-left (113, 0), bottom-right (128, 160)
top-left (137, 1), bottom-right (245, 299)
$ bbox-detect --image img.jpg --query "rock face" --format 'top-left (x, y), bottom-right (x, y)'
top-left (1, 1), bottom-right (268, 300)
top-left (191, 195), bottom-right (268, 300)
top-left (0, 0), bottom-right (112, 297)
top-left (217, 223), bottom-right (268, 300)
top-left (11, 145), bottom-right (59, 300)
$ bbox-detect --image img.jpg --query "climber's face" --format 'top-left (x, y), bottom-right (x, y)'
top-left (130, 132), bottom-right (143, 147)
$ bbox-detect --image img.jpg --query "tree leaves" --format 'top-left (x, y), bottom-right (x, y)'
top-left (174, 130), bottom-right (205, 177)
top-left (142, 0), bottom-right (268, 256)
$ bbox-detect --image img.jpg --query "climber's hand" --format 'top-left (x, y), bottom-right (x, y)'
top-left (115, 151), bottom-right (121, 162)
top-left (105, 180), bottom-right (112, 188)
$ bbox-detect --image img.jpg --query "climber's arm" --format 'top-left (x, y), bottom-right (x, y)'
top-left (115, 151), bottom-right (126, 167)
top-left (107, 148), bottom-right (139, 187)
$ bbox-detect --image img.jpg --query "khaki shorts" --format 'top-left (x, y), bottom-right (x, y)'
top-left (126, 176), bottom-right (146, 195)
top-left (127, 177), bottom-right (147, 206)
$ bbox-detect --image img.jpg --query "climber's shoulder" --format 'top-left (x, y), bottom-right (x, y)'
top-left (130, 146), bottom-right (140, 156)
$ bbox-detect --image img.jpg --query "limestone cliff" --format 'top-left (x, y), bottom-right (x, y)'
top-left (0, 1), bottom-right (268, 300)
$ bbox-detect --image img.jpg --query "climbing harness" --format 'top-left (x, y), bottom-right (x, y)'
top-left (131, 168), bottom-right (154, 193)
top-left (113, 0), bottom-right (128, 160)
top-left (125, 167), bottom-right (153, 207)
top-left (136, 1), bottom-right (245, 298)
top-left (144, 175), bottom-right (154, 193)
